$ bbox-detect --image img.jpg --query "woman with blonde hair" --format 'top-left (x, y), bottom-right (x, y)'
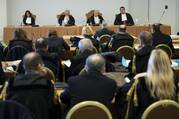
top-left (81, 25), bottom-right (99, 49)
top-left (126, 49), bottom-right (178, 119)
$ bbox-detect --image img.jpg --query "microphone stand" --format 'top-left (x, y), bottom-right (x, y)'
top-left (158, 9), bottom-right (166, 23)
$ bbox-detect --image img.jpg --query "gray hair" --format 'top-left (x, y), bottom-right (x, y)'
top-left (23, 52), bottom-right (43, 71)
top-left (139, 31), bottom-right (152, 46)
top-left (78, 38), bottom-right (94, 52)
top-left (85, 54), bottom-right (105, 72)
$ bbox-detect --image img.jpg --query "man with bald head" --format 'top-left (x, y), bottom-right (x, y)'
top-left (110, 25), bottom-right (134, 51)
top-left (61, 54), bottom-right (117, 108)
top-left (87, 10), bottom-right (104, 26)
top-left (7, 52), bottom-right (55, 119)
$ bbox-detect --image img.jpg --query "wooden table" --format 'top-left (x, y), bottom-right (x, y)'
top-left (3, 25), bottom-right (171, 44)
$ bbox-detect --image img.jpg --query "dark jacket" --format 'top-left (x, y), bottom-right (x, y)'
top-left (37, 50), bottom-right (61, 79)
top-left (110, 32), bottom-right (134, 51)
top-left (66, 49), bottom-right (94, 78)
top-left (114, 13), bottom-right (134, 26)
top-left (7, 73), bottom-right (54, 119)
top-left (152, 31), bottom-right (175, 53)
top-left (58, 15), bottom-right (75, 26)
top-left (23, 17), bottom-right (35, 26)
top-left (94, 28), bottom-right (114, 40)
top-left (5, 40), bottom-right (33, 61)
top-left (0, 100), bottom-right (34, 119)
top-left (60, 70), bottom-right (117, 107)
top-left (135, 45), bottom-right (154, 74)
top-left (48, 36), bottom-right (70, 58)
top-left (87, 15), bottom-right (104, 26)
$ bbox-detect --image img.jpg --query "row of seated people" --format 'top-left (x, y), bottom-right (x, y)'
top-left (0, 23), bottom-right (175, 82)
top-left (0, 45), bottom-right (178, 119)
top-left (23, 6), bottom-right (134, 26)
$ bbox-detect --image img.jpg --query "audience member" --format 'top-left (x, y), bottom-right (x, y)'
top-left (109, 25), bottom-right (134, 51)
top-left (125, 49), bottom-right (178, 119)
top-left (87, 10), bottom-right (104, 26)
top-left (61, 54), bottom-right (117, 108)
top-left (151, 23), bottom-right (174, 53)
top-left (0, 60), bottom-right (5, 85)
top-left (66, 38), bottom-right (94, 79)
top-left (23, 10), bottom-right (35, 26)
top-left (4, 29), bottom-right (33, 60)
top-left (94, 23), bottom-right (114, 40)
top-left (7, 52), bottom-right (55, 119)
top-left (34, 37), bottom-right (61, 80)
top-left (134, 31), bottom-right (154, 74)
top-left (58, 10), bottom-right (75, 26)
top-left (48, 30), bottom-right (70, 58)
top-left (114, 6), bottom-right (134, 26)
top-left (81, 25), bottom-right (99, 49)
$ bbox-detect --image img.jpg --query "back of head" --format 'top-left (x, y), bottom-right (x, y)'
top-left (147, 49), bottom-right (175, 99)
top-left (81, 25), bottom-right (94, 36)
top-left (85, 54), bottom-right (105, 73)
top-left (23, 52), bottom-right (43, 72)
top-left (35, 37), bottom-right (48, 50)
top-left (139, 31), bottom-right (152, 46)
top-left (13, 29), bottom-right (28, 41)
top-left (152, 23), bottom-right (162, 33)
top-left (118, 25), bottom-right (126, 32)
top-left (48, 30), bottom-right (58, 38)
top-left (78, 38), bottom-right (94, 53)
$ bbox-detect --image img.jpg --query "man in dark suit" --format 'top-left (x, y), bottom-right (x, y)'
top-left (58, 10), bottom-right (75, 26)
top-left (61, 53), bottom-right (117, 108)
top-left (114, 6), bottom-right (134, 26)
top-left (48, 30), bottom-right (70, 58)
top-left (109, 25), bottom-right (134, 51)
top-left (34, 37), bottom-right (63, 81)
top-left (87, 10), bottom-right (104, 26)
top-left (151, 23), bottom-right (174, 53)
top-left (66, 38), bottom-right (94, 79)
top-left (134, 31), bottom-right (154, 74)
top-left (94, 23), bottom-right (115, 40)
top-left (7, 52), bottom-right (55, 119)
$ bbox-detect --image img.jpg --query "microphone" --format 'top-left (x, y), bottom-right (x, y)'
top-left (158, 5), bottom-right (168, 23)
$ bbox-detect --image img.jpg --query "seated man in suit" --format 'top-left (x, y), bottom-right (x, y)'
top-left (23, 10), bottom-right (35, 26)
top-left (87, 10), bottom-right (104, 26)
top-left (109, 25), bottom-right (134, 51)
top-left (134, 31), bottom-right (154, 74)
top-left (114, 6), bottom-right (134, 26)
top-left (34, 37), bottom-right (61, 80)
top-left (151, 23), bottom-right (174, 53)
top-left (61, 53), bottom-right (117, 108)
top-left (48, 30), bottom-right (70, 58)
top-left (58, 10), bottom-right (75, 26)
top-left (94, 23), bottom-right (115, 40)
top-left (7, 52), bottom-right (55, 119)
top-left (66, 38), bottom-right (94, 79)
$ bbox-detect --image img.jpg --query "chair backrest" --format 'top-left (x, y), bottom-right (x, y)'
top-left (5, 45), bottom-right (29, 61)
top-left (155, 44), bottom-right (172, 59)
top-left (116, 45), bottom-right (135, 60)
top-left (57, 12), bottom-right (65, 20)
top-left (85, 10), bottom-right (102, 19)
top-left (99, 34), bottom-right (111, 44)
top-left (141, 100), bottom-right (179, 119)
top-left (0, 100), bottom-right (33, 119)
top-left (86, 10), bottom-right (95, 19)
top-left (79, 67), bottom-right (87, 76)
top-left (66, 101), bottom-right (112, 119)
